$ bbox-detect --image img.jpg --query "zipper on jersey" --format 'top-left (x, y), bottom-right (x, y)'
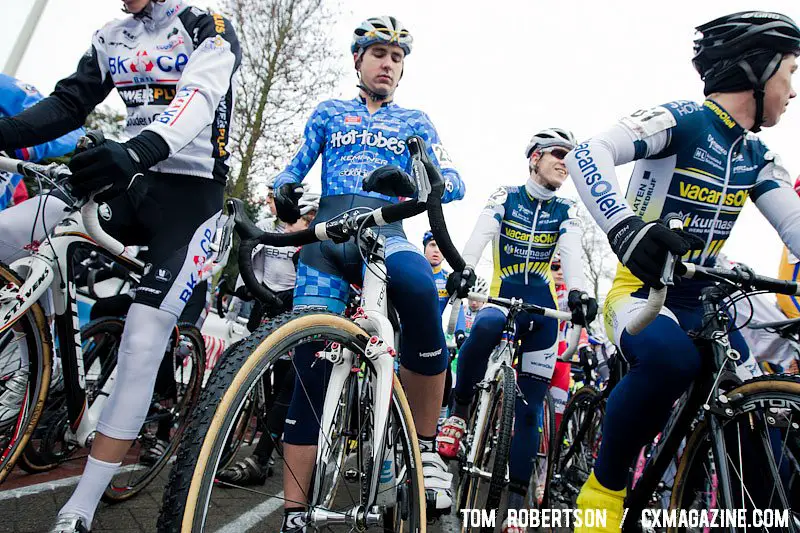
top-left (700, 135), bottom-right (742, 265)
top-left (524, 201), bottom-right (542, 285)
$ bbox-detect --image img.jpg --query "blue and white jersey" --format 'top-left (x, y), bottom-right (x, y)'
top-left (464, 184), bottom-right (582, 300)
top-left (274, 97), bottom-right (464, 203)
top-left (567, 98), bottom-right (800, 304)
top-left (0, 74), bottom-right (84, 209)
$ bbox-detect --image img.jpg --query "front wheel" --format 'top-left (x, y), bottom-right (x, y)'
top-left (457, 364), bottom-right (516, 532)
top-left (669, 375), bottom-right (800, 533)
top-left (0, 261), bottom-right (52, 483)
top-left (158, 310), bottom-right (426, 533)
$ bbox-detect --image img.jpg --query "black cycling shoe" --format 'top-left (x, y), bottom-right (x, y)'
top-left (139, 437), bottom-right (168, 466)
top-left (215, 456), bottom-right (268, 486)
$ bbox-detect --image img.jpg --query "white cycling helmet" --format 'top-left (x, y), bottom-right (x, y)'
top-left (351, 16), bottom-right (413, 56)
top-left (299, 191), bottom-right (320, 216)
top-left (472, 276), bottom-right (489, 296)
top-left (525, 128), bottom-right (577, 159)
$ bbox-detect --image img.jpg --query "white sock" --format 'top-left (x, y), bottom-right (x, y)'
top-left (58, 455), bottom-right (121, 526)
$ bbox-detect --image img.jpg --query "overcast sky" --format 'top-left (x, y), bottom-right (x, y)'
top-left (3, 0), bottom-right (800, 291)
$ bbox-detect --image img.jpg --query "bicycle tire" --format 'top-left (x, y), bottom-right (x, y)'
top-left (669, 375), bottom-right (800, 533)
top-left (0, 261), bottom-right (52, 483)
top-left (528, 388), bottom-right (557, 509)
top-left (102, 322), bottom-right (205, 502)
top-left (544, 385), bottom-right (603, 509)
top-left (157, 310), bottom-right (426, 533)
top-left (457, 364), bottom-right (515, 532)
top-left (19, 317), bottom-right (124, 473)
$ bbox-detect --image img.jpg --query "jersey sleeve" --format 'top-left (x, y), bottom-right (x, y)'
top-left (0, 32), bottom-right (113, 152)
top-left (461, 187), bottom-right (505, 267)
top-left (273, 103), bottom-right (326, 189)
top-left (0, 75), bottom-right (85, 161)
top-left (564, 101), bottom-right (689, 233)
top-left (557, 202), bottom-right (586, 292)
top-left (144, 11), bottom-right (241, 156)
top-left (751, 153), bottom-right (800, 260)
top-left (415, 112), bottom-right (464, 203)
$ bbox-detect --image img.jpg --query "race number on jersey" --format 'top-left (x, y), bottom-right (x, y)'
top-left (620, 105), bottom-right (676, 139)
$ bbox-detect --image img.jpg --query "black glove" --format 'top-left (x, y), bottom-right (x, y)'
top-left (68, 131), bottom-right (167, 203)
top-left (454, 330), bottom-right (467, 349)
top-left (68, 140), bottom-right (143, 202)
top-left (446, 266), bottom-right (476, 299)
top-left (362, 165), bottom-right (417, 197)
top-left (607, 216), bottom-right (704, 289)
top-left (274, 183), bottom-right (304, 223)
top-left (568, 290), bottom-right (598, 327)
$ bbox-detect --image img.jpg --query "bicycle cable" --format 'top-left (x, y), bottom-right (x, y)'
top-left (356, 211), bottom-right (389, 284)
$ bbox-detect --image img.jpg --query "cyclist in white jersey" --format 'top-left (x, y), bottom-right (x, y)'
top-left (0, 1), bottom-right (240, 531)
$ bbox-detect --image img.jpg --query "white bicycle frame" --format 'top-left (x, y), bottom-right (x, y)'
top-left (311, 235), bottom-right (400, 516)
top-left (455, 293), bottom-right (579, 479)
top-left (0, 153), bottom-right (233, 447)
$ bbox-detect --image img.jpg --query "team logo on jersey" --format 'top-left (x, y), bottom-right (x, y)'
top-left (130, 50), bottom-right (154, 72)
top-left (155, 268), bottom-right (172, 282)
top-left (329, 129), bottom-right (406, 156)
top-left (503, 227), bottom-right (558, 245)
top-left (572, 143), bottom-right (628, 221)
top-left (693, 148), bottom-right (725, 172)
top-left (344, 116), bottom-right (362, 125)
top-left (703, 100), bottom-right (736, 129)
top-left (676, 181), bottom-right (748, 208)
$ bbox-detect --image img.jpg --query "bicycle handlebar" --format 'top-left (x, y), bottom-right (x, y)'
top-left (460, 292), bottom-right (582, 360)
top-left (0, 154), bottom-right (147, 268)
top-left (627, 262), bottom-right (800, 335)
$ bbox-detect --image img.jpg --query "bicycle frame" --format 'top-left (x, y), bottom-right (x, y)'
top-left (312, 231), bottom-right (398, 512)
top-left (1, 209), bottom-right (145, 446)
top-left (621, 284), bottom-right (784, 533)
top-left (1, 193), bottom-right (233, 448)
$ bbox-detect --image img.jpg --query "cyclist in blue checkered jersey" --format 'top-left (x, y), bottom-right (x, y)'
top-left (271, 16), bottom-right (465, 530)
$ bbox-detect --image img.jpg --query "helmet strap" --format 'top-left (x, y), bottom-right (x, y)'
top-left (737, 52), bottom-right (783, 132)
top-left (356, 70), bottom-right (391, 102)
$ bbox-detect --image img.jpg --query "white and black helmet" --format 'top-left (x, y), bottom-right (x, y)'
top-left (299, 191), bottom-right (320, 216)
top-left (472, 276), bottom-right (489, 296)
top-left (351, 16), bottom-right (413, 56)
top-left (525, 128), bottom-right (577, 159)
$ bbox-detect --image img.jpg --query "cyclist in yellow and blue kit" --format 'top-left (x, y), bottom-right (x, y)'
top-left (439, 128), bottom-right (597, 532)
top-left (565, 11), bottom-right (800, 531)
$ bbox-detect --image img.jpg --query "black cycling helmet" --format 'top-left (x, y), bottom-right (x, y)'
top-left (693, 11), bottom-right (800, 131)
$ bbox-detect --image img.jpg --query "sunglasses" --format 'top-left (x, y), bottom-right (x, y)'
top-left (541, 147), bottom-right (570, 160)
top-left (551, 263), bottom-right (561, 272)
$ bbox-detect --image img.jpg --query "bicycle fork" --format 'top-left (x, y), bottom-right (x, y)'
top-left (311, 337), bottom-right (395, 528)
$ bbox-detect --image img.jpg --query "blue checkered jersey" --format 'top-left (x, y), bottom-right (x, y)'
top-left (0, 74), bottom-right (85, 210)
top-left (274, 97), bottom-right (464, 203)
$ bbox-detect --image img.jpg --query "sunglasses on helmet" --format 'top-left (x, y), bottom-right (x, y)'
top-left (540, 147), bottom-right (570, 160)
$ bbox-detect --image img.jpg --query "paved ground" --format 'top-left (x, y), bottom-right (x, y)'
top-left (0, 312), bottom-right (468, 533)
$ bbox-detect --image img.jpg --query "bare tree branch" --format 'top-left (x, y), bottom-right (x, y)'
top-left (222, 0), bottom-right (343, 201)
